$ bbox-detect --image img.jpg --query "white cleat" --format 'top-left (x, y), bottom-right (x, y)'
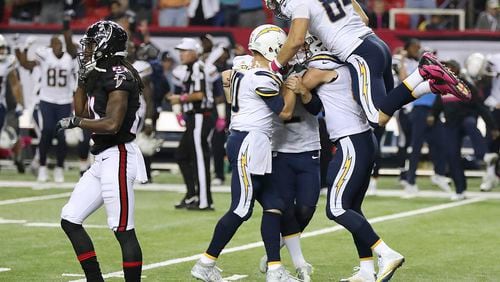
top-left (366, 177), bottom-right (377, 196)
top-left (54, 167), bottom-right (64, 183)
top-left (430, 174), bottom-right (451, 192)
top-left (266, 266), bottom-right (295, 282)
top-left (191, 260), bottom-right (223, 282)
top-left (376, 251), bottom-right (404, 282)
top-left (480, 174), bottom-right (498, 192)
top-left (259, 255), bottom-right (268, 273)
top-left (296, 262), bottom-right (313, 282)
top-left (211, 178), bottom-right (223, 186)
top-left (37, 166), bottom-right (48, 182)
top-left (450, 193), bottom-right (466, 201)
top-left (340, 267), bottom-right (376, 282)
top-left (401, 183), bottom-right (419, 199)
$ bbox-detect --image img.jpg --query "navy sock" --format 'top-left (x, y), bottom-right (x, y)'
top-left (261, 211), bottom-right (282, 263)
top-left (379, 84), bottom-right (415, 117)
top-left (115, 229), bottom-right (142, 282)
top-left (333, 210), bottom-right (380, 247)
top-left (206, 212), bottom-right (244, 258)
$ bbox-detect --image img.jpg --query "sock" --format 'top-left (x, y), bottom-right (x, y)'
top-left (60, 219), bottom-right (103, 281)
top-left (115, 229), bottom-right (142, 282)
top-left (379, 84), bottom-right (415, 117)
top-left (268, 261), bottom-right (282, 271)
top-left (360, 257), bottom-right (375, 274)
top-left (200, 253), bottom-right (216, 264)
top-left (412, 81), bottom-right (433, 98)
top-left (403, 69), bottom-right (424, 91)
top-left (284, 233), bottom-right (307, 269)
top-left (372, 239), bottom-right (392, 256)
top-left (206, 212), bottom-right (244, 258)
top-left (261, 211), bottom-right (282, 263)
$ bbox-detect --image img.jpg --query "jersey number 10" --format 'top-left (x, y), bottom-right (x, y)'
top-left (319, 0), bottom-right (347, 22)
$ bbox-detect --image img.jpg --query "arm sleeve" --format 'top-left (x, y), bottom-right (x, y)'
top-left (191, 63), bottom-right (206, 93)
top-left (254, 71), bottom-right (284, 115)
top-left (302, 92), bottom-right (323, 115)
top-left (34, 47), bottom-right (47, 62)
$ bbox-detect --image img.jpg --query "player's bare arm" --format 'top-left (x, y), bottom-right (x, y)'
top-left (222, 69), bottom-right (232, 103)
top-left (352, 0), bottom-right (369, 25)
top-left (79, 90), bottom-right (129, 134)
top-left (167, 91), bottom-right (204, 104)
top-left (73, 85), bottom-right (89, 118)
top-left (7, 68), bottom-right (24, 106)
top-left (275, 18), bottom-right (309, 68)
top-left (14, 48), bottom-right (37, 71)
top-left (279, 78), bottom-right (297, 120)
top-left (63, 29), bottom-right (78, 59)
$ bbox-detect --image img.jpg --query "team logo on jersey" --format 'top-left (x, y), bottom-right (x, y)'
top-left (114, 73), bottom-right (126, 88)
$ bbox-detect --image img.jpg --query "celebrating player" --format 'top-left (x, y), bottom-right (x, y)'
top-left (191, 24), bottom-right (297, 282)
top-left (265, 0), bottom-right (471, 128)
top-left (57, 21), bottom-right (146, 282)
top-left (0, 34), bottom-right (23, 131)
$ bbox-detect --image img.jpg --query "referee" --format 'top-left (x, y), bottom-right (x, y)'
top-left (168, 38), bottom-right (214, 211)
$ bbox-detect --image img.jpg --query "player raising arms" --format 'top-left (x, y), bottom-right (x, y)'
top-left (191, 24), bottom-right (297, 282)
top-left (265, 0), bottom-right (471, 128)
top-left (56, 21), bottom-right (147, 282)
top-left (0, 35), bottom-right (23, 131)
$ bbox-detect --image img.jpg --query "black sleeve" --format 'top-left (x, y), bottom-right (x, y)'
top-left (302, 92), bottom-right (323, 115)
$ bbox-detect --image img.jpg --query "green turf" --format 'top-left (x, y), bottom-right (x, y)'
top-left (0, 174), bottom-right (499, 281)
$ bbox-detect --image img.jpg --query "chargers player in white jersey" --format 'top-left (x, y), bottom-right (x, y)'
top-left (15, 35), bottom-right (77, 183)
top-left (191, 24), bottom-right (297, 282)
top-left (288, 37), bottom-right (405, 282)
top-left (0, 35), bottom-right (24, 131)
top-left (265, 0), bottom-right (471, 128)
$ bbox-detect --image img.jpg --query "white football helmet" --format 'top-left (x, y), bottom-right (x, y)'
top-left (0, 34), bottom-right (8, 61)
top-left (248, 24), bottom-right (287, 61)
top-left (305, 33), bottom-right (327, 57)
top-left (465, 52), bottom-right (488, 78)
top-left (0, 126), bottom-right (18, 149)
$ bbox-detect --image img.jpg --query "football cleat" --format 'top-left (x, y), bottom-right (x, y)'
top-left (480, 174), bottom-right (499, 192)
top-left (430, 174), bottom-right (451, 193)
top-left (191, 259), bottom-right (223, 282)
top-left (450, 193), bottom-right (466, 201)
top-left (37, 166), bottom-right (48, 182)
top-left (428, 79), bottom-right (471, 101)
top-left (175, 196), bottom-right (198, 209)
top-left (340, 267), bottom-right (376, 282)
top-left (296, 263), bottom-right (313, 282)
top-left (376, 251), bottom-right (404, 282)
top-left (418, 52), bottom-right (459, 85)
top-left (259, 255), bottom-right (268, 273)
top-left (54, 167), bottom-right (64, 183)
top-left (266, 265), bottom-right (295, 282)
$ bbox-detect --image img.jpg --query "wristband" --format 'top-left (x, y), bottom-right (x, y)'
top-left (269, 59), bottom-right (283, 73)
top-left (180, 94), bottom-right (188, 103)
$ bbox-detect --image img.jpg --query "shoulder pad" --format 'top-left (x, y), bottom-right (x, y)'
top-left (232, 55), bottom-right (254, 72)
top-left (103, 65), bottom-right (135, 91)
top-left (132, 60), bottom-right (153, 78)
top-left (254, 70), bottom-right (283, 84)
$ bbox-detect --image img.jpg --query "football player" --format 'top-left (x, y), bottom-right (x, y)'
top-left (288, 36), bottom-right (405, 282)
top-left (264, 0), bottom-right (471, 128)
top-left (0, 35), bottom-right (23, 132)
top-left (56, 21), bottom-right (146, 282)
top-left (15, 33), bottom-right (77, 183)
top-left (191, 24), bottom-right (296, 282)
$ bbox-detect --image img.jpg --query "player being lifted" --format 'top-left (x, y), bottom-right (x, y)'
top-left (191, 24), bottom-right (297, 282)
top-left (265, 0), bottom-right (471, 128)
top-left (56, 21), bottom-right (147, 282)
top-left (291, 35), bottom-right (405, 282)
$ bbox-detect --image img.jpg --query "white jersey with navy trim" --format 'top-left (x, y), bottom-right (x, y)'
top-left (281, 0), bottom-right (372, 61)
top-left (35, 47), bottom-right (76, 105)
top-left (308, 54), bottom-right (370, 141)
top-left (132, 60), bottom-right (153, 79)
top-left (229, 67), bottom-right (282, 138)
top-left (0, 55), bottom-right (17, 107)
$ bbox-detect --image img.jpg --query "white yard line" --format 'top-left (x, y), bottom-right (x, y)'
top-left (69, 197), bottom-right (486, 282)
top-left (0, 268), bottom-right (11, 272)
top-left (0, 192), bottom-right (71, 206)
top-left (24, 223), bottom-right (108, 229)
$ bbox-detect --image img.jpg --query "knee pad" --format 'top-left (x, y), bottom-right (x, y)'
top-left (61, 218), bottom-right (83, 235)
top-left (280, 208), bottom-right (301, 237)
top-left (295, 205), bottom-right (316, 231)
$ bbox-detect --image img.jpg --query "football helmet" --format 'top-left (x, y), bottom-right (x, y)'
top-left (465, 52), bottom-right (487, 78)
top-left (265, 0), bottom-right (289, 19)
top-left (248, 24), bottom-right (287, 61)
top-left (0, 34), bottom-right (8, 61)
top-left (78, 21), bottom-right (128, 78)
top-left (0, 126), bottom-right (18, 150)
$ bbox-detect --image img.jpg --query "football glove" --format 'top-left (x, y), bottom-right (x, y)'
top-left (56, 117), bottom-right (81, 133)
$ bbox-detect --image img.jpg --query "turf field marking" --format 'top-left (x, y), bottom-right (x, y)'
top-left (69, 196), bottom-right (486, 281)
top-left (0, 192), bottom-right (71, 206)
top-left (0, 268), bottom-right (11, 272)
top-left (24, 222), bottom-right (108, 229)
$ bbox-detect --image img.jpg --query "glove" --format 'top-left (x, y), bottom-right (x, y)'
top-left (175, 113), bottom-right (185, 127)
top-left (56, 116), bottom-right (81, 133)
top-left (215, 117), bottom-right (226, 132)
top-left (15, 104), bottom-right (24, 117)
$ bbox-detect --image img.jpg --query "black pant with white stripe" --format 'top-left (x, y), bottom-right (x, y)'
top-left (176, 112), bottom-right (214, 208)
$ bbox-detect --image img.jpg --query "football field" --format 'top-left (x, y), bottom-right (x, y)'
top-left (1, 170), bottom-right (499, 281)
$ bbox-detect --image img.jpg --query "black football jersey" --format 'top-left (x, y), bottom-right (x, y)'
top-left (84, 64), bottom-right (142, 154)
